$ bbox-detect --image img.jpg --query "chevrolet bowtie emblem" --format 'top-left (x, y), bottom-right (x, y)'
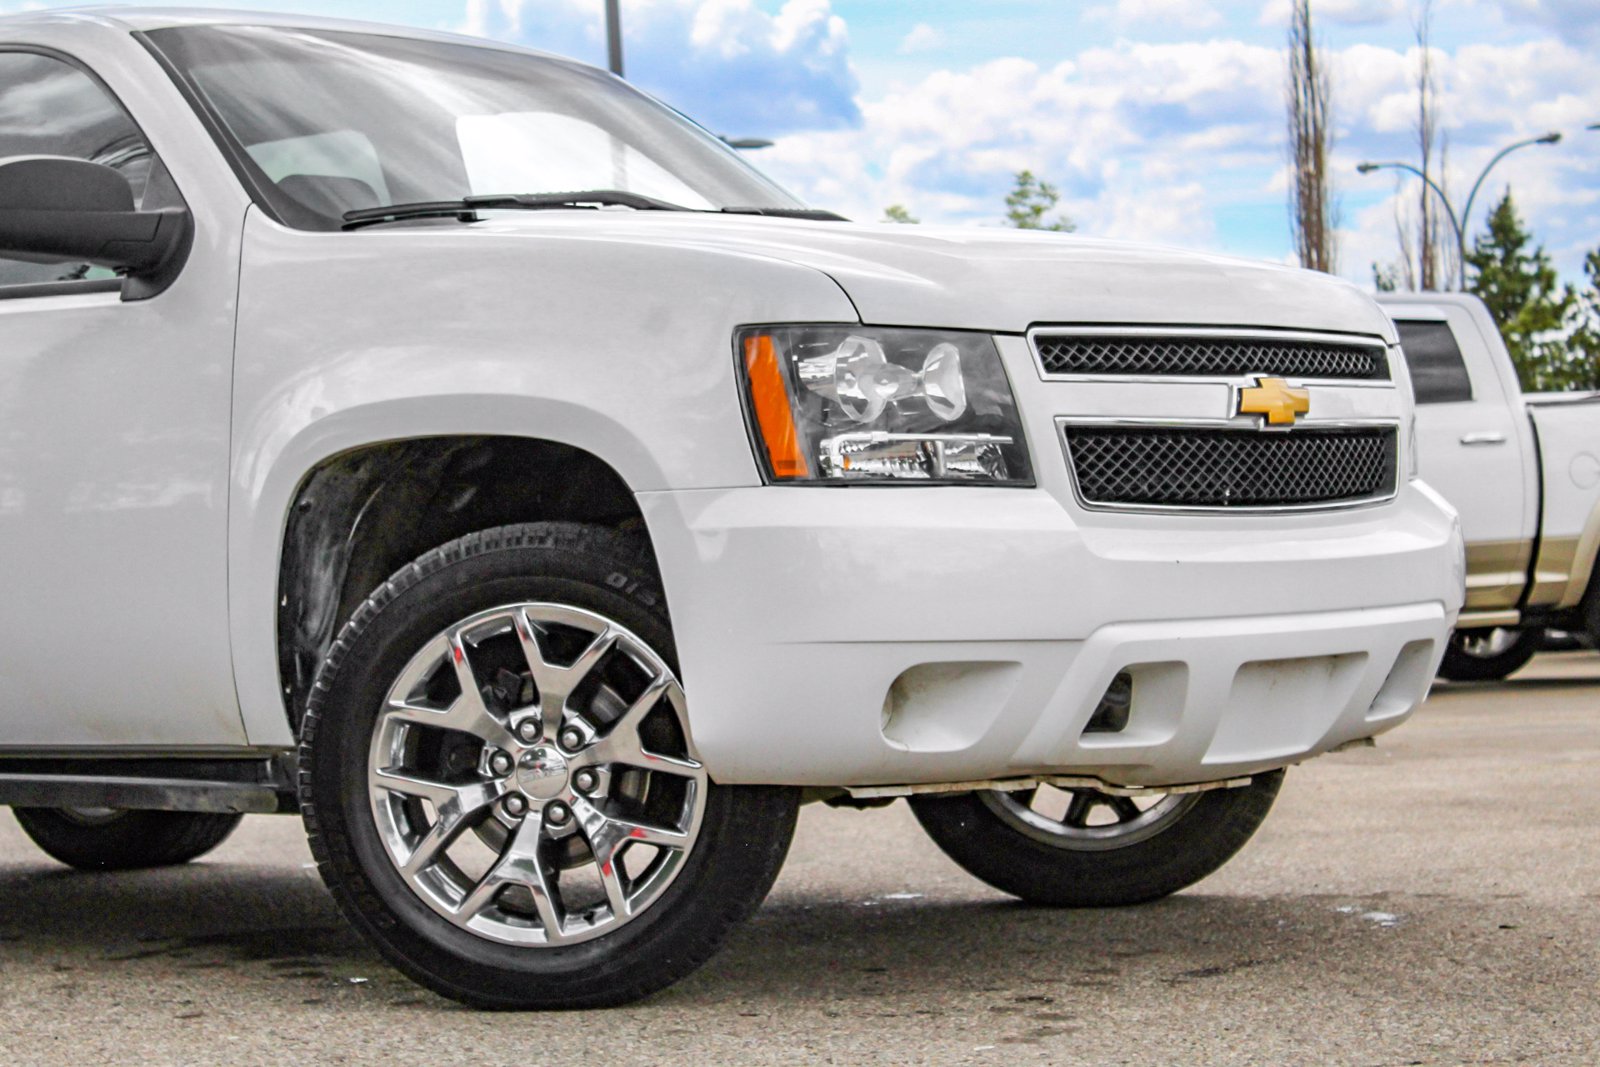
top-left (1237, 376), bottom-right (1310, 426)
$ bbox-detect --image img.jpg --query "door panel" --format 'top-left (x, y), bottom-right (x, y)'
top-left (0, 50), bottom-right (244, 748)
top-left (1401, 312), bottom-right (1535, 610)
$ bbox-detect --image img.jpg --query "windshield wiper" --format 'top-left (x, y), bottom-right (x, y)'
top-left (342, 189), bottom-right (689, 229)
top-left (720, 206), bottom-right (849, 222)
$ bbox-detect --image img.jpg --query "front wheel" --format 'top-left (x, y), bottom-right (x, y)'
top-left (1436, 627), bottom-right (1540, 682)
top-left (299, 523), bottom-right (799, 1010)
top-left (909, 773), bottom-right (1283, 907)
top-left (11, 807), bottom-right (242, 871)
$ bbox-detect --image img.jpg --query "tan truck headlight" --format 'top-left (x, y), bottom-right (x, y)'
top-left (738, 326), bottom-right (1034, 485)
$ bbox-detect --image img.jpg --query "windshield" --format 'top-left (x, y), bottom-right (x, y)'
top-left (143, 25), bottom-right (805, 229)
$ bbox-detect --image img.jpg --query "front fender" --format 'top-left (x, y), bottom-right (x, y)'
top-left (228, 208), bottom-right (858, 746)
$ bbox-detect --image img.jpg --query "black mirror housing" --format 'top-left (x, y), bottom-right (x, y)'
top-left (0, 155), bottom-right (191, 283)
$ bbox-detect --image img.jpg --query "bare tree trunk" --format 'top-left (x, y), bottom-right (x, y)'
top-left (1395, 201), bottom-right (1418, 291)
top-left (1414, 0), bottom-right (1446, 291)
top-left (1286, 0), bottom-right (1337, 273)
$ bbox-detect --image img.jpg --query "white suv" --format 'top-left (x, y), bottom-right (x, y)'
top-left (0, 9), bottom-right (1463, 1009)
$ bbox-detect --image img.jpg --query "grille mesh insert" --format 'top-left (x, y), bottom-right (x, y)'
top-left (1036, 335), bottom-right (1388, 380)
top-left (1064, 427), bottom-right (1397, 508)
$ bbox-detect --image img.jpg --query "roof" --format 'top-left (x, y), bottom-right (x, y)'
top-left (0, 6), bottom-right (564, 62)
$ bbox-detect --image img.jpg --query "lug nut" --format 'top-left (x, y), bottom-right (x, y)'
top-left (573, 769), bottom-right (598, 794)
top-left (503, 794), bottom-right (528, 817)
top-left (515, 719), bottom-right (541, 744)
top-left (546, 802), bottom-right (571, 826)
top-left (488, 750), bottom-right (514, 777)
top-left (559, 728), bottom-right (583, 750)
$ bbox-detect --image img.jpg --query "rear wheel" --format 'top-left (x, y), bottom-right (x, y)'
top-left (1437, 627), bottom-right (1540, 682)
top-left (11, 807), bottom-right (242, 871)
top-left (300, 523), bottom-right (799, 1009)
top-left (910, 773), bottom-right (1283, 907)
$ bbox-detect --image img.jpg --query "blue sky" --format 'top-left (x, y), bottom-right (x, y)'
top-left (11, 0), bottom-right (1598, 287)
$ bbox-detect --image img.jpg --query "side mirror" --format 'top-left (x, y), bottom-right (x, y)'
top-left (0, 155), bottom-right (190, 277)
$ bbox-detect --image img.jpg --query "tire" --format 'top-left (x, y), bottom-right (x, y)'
top-left (299, 522), bottom-right (800, 1010)
top-left (11, 807), bottom-right (242, 871)
top-left (909, 772), bottom-right (1283, 907)
top-left (1436, 627), bottom-right (1541, 682)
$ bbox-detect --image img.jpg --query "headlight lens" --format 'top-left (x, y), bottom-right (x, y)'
top-left (738, 326), bottom-right (1033, 485)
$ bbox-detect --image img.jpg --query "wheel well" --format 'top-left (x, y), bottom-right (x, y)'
top-left (276, 436), bottom-right (650, 727)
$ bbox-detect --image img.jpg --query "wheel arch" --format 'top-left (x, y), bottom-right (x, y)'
top-left (262, 429), bottom-right (658, 738)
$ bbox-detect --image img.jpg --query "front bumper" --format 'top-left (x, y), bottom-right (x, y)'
top-left (639, 480), bottom-right (1463, 788)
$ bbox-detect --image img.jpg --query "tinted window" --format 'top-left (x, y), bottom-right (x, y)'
top-left (0, 51), bottom-right (152, 288)
top-left (1396, 320), bottom-right (1473, 404)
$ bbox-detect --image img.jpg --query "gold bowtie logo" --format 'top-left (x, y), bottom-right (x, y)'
top-left (1238, 377), bottom-right (1310, 426)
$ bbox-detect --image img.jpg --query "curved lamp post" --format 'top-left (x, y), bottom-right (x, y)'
top-left (1358, 132), bottom-right (1561, 289)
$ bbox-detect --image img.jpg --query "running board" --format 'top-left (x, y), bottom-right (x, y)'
top-left (0, 756), bottom-right (294, 814)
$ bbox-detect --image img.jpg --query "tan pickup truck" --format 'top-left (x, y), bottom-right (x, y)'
top-left (1383, 292), bottom-right (1600, 680)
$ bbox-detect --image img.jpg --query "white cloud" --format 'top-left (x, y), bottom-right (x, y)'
top-left (462, 0), bottom-right (859, 135)
top-left (760, 28), bottom-right (1599, 286)
top-left (1087, 0), bottom-right (1224, 31)
top-left (454, 0), bottom-right (1599, 285)
top-left (1259, 0), bottom-right (1408, 27)
top-left (897, 22), bottom-right (944, 55)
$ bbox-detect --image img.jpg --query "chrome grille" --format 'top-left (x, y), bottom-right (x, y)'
top-left (1064, 426), bottom-right (1397, 509)
top-left (1035, 334), bottom-right (1388, 380)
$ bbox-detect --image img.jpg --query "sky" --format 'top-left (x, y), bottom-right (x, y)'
top-left (9, 0), bottom-right (1598, 288)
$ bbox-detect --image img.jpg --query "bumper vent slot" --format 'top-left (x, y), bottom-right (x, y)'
top-left (1064, 426), bottom-right (1397, 509)
top-left (1035, 334), bottom-right (1389, 380)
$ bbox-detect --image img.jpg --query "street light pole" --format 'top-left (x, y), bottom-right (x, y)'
top-left (1357, 132), bottom-right (1561, 290)
top-left (605, 0), bottom-right (624, 77)
top-left (1457, 133), bottom-right (1562, 281)
top-left (1356, 160), bottom-right (1464, 285)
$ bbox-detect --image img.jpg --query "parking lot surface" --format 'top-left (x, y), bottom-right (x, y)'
top-left (1, 652), bottom-right (1596, 1065)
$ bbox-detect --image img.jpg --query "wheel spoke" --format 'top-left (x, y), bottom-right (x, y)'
top-left (457, 810), bottom-right (565, 941)
top-left (609, 675), bottom-right (671, 741)
top-left (1108, 795), bottom-right (1143, 823)
top-left (571, 797), bottom-right (633, 919)
top-left (566, 627), bottom-right (619, 690)
top-left (607, 815), bottom-right (689, 850)
top-left (513, 611), bottom-right (621, 741)
top-left (385, 696), bottom-right (517, 751)
top-left (1064, 790), bottom-right (1095, 828)
top-left (372, 771), bottom-right (504, 876)
top-left (590, 677), bottom-right (701, 773)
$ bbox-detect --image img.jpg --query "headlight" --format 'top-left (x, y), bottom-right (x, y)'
top-left (738, 326), bottom-right (1033, 485)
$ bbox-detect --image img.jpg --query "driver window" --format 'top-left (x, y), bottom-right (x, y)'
top-left (0, 51), bottom-right (152, 289)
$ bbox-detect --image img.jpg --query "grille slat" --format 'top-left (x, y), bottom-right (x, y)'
top-left (1036, 335), bottom-right (1388, 380)
top-left (1065, 427), bottom-right (1397, 509)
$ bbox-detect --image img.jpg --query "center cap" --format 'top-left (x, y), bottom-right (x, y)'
top-left (516, 746), bottom-right (569, 801)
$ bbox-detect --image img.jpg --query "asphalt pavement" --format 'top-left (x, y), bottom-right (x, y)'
top-left (1, 652), bottom-right (1597, 1066)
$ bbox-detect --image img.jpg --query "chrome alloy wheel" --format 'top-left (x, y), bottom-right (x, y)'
top-left (367, 603), bottom-right (707, 947)
top-left (980, 785), bottom-right (1202, 852)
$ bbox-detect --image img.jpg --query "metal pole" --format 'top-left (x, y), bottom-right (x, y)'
top-left (1457, 134), bottom-right (1560, 289)
top-left (1359, 133), bottom-right (1560, 290)
top-left (605, 0), bottom-right (624, 77)
top-left (1357, 161), bottom-right (1464, 289)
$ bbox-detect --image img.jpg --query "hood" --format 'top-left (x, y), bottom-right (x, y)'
top-left (453, 212), bottom-right (1398, 341)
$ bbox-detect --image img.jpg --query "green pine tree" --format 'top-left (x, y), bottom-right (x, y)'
top-left (1465, 190), bottom-right (1576, 391)
top-left (1004, 170), bottom-right (1075, 232)
top-left (882, 204), bottom-right (919, 224)
top-left (1563, 248), bottom-right (1600, 391)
